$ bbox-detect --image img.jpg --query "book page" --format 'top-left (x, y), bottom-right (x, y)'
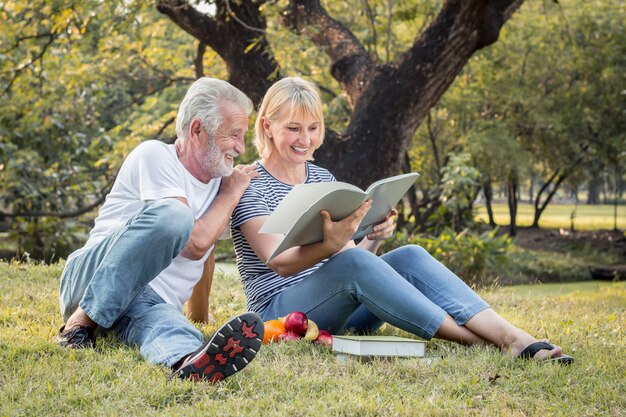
top-left (260, 181), bottom-right (362, 234)
top-left (263, 172), bottom-right (419, 261)
top-left (353, 172), bottom-right (420, 239)
top-left (332, 335), bottom-right (426, 357)
top-left (267, 189), bottom-right (366, 261)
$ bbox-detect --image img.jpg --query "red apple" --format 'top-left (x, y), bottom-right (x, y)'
top-left (278, 331), bottom-right (302, 342)
top-left (283, 311), bottom-right (308, 335)
top-left (315, 330), bottom-right (333, 346)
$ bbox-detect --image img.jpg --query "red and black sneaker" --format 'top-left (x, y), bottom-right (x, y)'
top-left (170, 312), bottom-right (264, 383)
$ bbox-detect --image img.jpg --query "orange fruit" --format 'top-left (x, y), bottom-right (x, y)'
top-left (263, 319), bottom-right (287, 344)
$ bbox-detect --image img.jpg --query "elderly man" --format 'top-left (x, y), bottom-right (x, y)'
top-left (56, 78), bottom-right (264, 383)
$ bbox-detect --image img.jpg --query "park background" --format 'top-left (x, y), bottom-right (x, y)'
top-left (0, 0), bottom-right (624, 416)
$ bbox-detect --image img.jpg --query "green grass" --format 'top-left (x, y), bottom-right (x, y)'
top-left (476, 203), bottom-right (625, 230)
top-left (1, 261), bottom-right (625, 416)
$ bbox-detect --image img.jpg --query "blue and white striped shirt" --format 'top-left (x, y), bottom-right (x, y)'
top-left (231, 161), bottom-right (336, 314)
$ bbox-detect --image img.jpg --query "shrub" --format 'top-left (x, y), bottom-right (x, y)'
top-left (381, 227), bottom-right (512, 287)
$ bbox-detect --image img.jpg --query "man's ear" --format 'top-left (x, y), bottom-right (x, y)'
top-left (189, 119), bottom-right (203, 140)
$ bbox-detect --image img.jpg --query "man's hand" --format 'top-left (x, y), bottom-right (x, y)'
top-left (219, 164), bottom-right (259, 199)
top-left (319, 200), bottom-right (372, 254)
top-left (366, 209), bottom-right (398, 241)
top-left (180, 164), bottom-right (258, 260)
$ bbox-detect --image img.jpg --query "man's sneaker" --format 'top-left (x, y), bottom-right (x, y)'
top-left (56, 325), bottom-right (96, 349)
top-left (171, 312), bottom-right (264, 383)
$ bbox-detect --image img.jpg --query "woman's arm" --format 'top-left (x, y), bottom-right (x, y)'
top-left (240, 200), bottom-right (372, 277)
top-left (357, 209), bottom-right (398, 254)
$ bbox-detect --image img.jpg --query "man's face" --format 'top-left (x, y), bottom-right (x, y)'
top-left (201, 101), bottom-right (248, 178)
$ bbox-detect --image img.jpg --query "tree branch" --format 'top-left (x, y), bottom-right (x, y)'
top-left (2, 33), bottom-right (56, 96)
top-left (195, 42), bottom-right (206, 78)
top-left (156, 0), bottom-right (223, 48)
top-left (282, 0), bottom-right (375, 104)
top-left (361, 0), bottom-right (380, 62)
top-left (157, 0), bottom-right (279, 104)
top-left (224, 0), bottom-right (266, 33)
top-left (1, 179), bottom-right (114, 219)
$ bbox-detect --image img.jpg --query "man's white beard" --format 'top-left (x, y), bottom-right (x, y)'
top-left (204, 139), bottom-right (234, 178)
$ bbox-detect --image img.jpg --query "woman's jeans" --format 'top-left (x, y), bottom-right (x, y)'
top-left (261, 246), bottom-right (489, 339)
top-left (59, 199), bottom-right (205, 367)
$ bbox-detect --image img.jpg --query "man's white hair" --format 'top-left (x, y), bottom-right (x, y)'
top-left (176, 78), bottom-right (253, 140)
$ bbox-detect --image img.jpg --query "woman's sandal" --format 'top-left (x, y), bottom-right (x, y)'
top-left (518, 341), bottom-right (574, 365)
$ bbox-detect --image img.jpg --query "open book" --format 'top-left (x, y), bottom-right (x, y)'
top-left (260, 172), bottom-right (419, 261)
top-left (332, 335), bottom-right (426, 357)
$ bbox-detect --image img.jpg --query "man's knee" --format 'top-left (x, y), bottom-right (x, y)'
top-left (145, 199), bottom-right (194, 242)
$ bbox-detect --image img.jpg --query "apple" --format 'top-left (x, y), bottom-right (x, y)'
top-left (278, 331), bottom-right (302, 342)
top-left (283, 311), bottom-right (308, 335)
top-left (315, 330), bottom-right (333, 346)
top-left (303, 319), bottom-right (319, 341)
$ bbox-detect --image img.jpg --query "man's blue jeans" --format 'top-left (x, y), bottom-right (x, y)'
top-left (261, 246), bottom-right (490, 339)
top-left (59, 199), bottom-right (205, 367)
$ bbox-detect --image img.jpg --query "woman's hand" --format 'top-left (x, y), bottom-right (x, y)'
top-left (320, 199), bottom-right (372, 254)
top-left (357, 209), bottom-right (398, 255)
top-left (366, 209), bottom-right (398, 241)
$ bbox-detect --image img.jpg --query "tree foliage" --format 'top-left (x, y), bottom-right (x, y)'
top-left (409, 0), bottom-right (625, 233)
top-left (0, 0), bottom-right (623, 258)
top-left (0, 0), bottom-right (205, 258)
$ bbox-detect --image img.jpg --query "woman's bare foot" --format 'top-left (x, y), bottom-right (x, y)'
top-left (508, 337), bottom-right (563, 360)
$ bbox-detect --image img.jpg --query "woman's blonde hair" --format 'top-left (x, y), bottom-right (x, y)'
top-left (254, 77), bottom-right (325, 159)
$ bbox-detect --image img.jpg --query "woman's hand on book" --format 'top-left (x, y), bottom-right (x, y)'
top-left (366, 209), bottom-right (398, 241)
top-left (320, 200), bottom-right (372, 254)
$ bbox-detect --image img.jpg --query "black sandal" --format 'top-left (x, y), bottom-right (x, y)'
top-left (518, 341), bottom-right (574, 365)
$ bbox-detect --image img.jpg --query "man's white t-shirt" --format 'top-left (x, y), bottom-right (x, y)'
top-left (67, 140), bottom-right (221, 311)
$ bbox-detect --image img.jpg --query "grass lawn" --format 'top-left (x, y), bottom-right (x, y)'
top-left (475, 203), bottom-right (625, 230)
top-left (1, 261), bottom-right (624, 416)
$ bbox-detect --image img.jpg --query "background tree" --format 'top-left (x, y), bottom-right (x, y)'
top-left (158, 0), bottom-right (525, 187)
top-left (1, 0), bottom-right (623, 259)
top-left (0, 1), bottom-right (205, 258)
top-left (407, 0), bottom-right (625, 233)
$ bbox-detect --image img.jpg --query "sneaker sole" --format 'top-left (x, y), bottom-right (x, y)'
top-left (172, 312), bottom-right (264, 383)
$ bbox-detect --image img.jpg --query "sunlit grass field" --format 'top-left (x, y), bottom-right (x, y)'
top-left (475, 203), bottom-right (625, 230)
top-left (1, 261), bottom-right (624, 416)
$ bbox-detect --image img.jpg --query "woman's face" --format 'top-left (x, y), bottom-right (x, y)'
top-left (263, 105), bottom-right (321, 166)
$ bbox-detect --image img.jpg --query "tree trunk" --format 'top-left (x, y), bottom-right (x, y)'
top-left (483, 179), bottom-right (496, 227)
top-left (159, 0), bottom-right (524, 188)
top-left (507, 178), bottom-right (518, 237)
top-left (532, 168), bottom-right (568, 228)
top-left (587, 178), bottom-right (601, 204)
top-left (157, 0), bottom-right (279, 104)
top-left (299, 0), bottom-right (525, 187)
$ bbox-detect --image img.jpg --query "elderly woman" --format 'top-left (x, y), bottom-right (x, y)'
top-left (231, 77), bottom-right (572, 363)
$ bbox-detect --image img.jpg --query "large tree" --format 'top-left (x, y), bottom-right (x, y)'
top-left (157, 0), bottom-right (524, 188)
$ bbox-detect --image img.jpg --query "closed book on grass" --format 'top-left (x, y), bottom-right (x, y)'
top-left (332, 336), bottom-right (426, 357)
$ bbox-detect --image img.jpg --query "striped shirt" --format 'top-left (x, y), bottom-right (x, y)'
top-left (231, 161), bottom-right (336, 314)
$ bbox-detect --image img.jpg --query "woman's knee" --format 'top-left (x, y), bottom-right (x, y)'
top-left (322, 249), bottom-right (391, 286)
top-left (382, 244), bottom-right (432, 269)
top-left (333, 248), bottom-right (381, 270)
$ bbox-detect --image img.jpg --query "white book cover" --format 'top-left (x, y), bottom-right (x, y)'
top-left (260, 172), bottom-right (420, 261)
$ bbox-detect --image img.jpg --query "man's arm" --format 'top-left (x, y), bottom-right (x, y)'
top-left (186, 252), bottom-right (215, 323)
top-left (176, 164), bottom-right (259, 260)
